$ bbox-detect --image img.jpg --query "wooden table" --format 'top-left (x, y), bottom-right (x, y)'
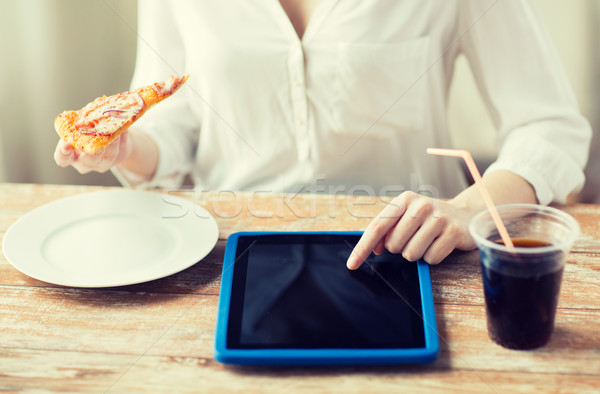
top-left (1, 183), bottom-right (599, 393)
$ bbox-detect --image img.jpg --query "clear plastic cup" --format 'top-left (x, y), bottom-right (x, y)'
top-left (469, 204), bottom-right (580, 350)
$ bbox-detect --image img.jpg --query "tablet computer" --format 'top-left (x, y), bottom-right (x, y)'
top-left (214, 231), bottom-right (439, 365)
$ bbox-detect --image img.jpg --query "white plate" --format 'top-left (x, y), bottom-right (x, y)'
top-left (2, 189), bottom-right (219, 287)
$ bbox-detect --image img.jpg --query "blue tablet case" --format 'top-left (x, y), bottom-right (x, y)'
top-left (214, 231), bottom-right (439, 365)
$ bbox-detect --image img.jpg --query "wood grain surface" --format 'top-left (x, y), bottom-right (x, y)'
top-left (0, 183), bottom-right (598, 393)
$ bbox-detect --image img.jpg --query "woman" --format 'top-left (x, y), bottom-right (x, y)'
top-left (55, 0), bottom-right (591, 268)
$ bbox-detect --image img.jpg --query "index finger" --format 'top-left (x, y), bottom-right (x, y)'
top-left (54, 140), bottom-right (75, 167)
top-left (346, 198), bottom-right (408, 270)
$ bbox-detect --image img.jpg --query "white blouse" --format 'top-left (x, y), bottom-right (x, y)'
top-left (120, 0), bottom-right (591, 204)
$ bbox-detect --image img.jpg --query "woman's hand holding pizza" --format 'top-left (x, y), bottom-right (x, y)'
top-left (54, 131), bottom-right (131, 174)
top-left (53, 75), bottom-right (187, 179)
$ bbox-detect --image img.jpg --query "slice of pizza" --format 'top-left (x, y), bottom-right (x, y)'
top-left (54, 74), bottom-right (189, 155)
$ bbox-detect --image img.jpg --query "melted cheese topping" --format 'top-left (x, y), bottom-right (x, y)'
top-left (152, 75), bottom-right (178, 99)
top-left (162, 75), bottom-right (177, 94)
top-left (75, 92), bottom-right (144, 135)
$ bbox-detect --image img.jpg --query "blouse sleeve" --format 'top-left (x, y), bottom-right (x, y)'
top-left (457, 0), bottom-right (591, 204)
top-left (112, 0), bottom-right (198, 189)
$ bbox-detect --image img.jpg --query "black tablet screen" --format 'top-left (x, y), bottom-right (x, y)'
top-left (227, 234), bottom-right (425, 349)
